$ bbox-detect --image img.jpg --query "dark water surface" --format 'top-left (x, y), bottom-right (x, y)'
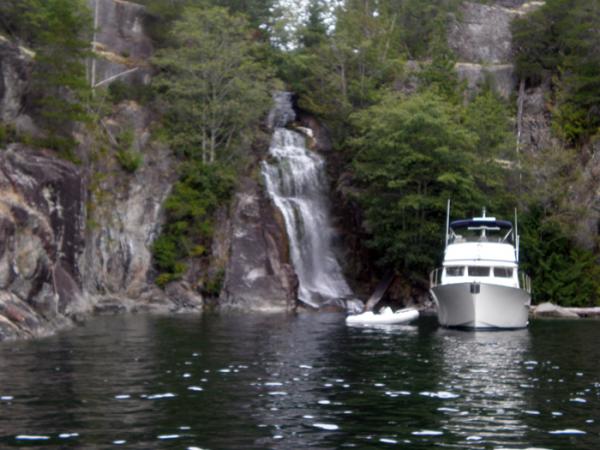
top-left (0, 313), bottom-right (599, 449)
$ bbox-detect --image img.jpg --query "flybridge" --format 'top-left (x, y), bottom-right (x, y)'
top-left (443, 203), bottom-right (520, 261)
top-left (450, 219), bottom-right (513, 230)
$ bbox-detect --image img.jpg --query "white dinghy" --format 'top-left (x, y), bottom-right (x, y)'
top-left (346, 307), bottom-right (419, 325)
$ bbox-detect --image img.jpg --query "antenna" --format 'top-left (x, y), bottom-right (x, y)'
top-left (514, 208), bottom-right (519, 262)
top-left (445, 199), bottom-right (451, 248)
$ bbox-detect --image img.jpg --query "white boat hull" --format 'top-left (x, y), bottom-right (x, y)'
top-left (430, 283), bottom-right (531, 329)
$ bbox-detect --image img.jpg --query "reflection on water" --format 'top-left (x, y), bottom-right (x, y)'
top-left (436, 328), bottom-right (531, 447)
top-left (0, 313), bottom-right (598, 448)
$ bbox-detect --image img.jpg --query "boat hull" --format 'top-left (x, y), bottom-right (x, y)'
top-left (430, 283), bottom-right (531, 329)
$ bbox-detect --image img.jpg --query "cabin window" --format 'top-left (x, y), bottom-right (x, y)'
top-left (468, 266), bottom-right (490, 277)
top-left (446, 266), bottom-right (464, 276)
top-left (493, 267), bottom-right (513, 278)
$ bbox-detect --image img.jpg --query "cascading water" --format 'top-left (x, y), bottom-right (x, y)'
top-left (262, 92), bottom-right (354, 308)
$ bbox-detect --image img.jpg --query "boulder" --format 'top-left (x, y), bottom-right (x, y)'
top-left (532, 302), bottom-right (580, 319)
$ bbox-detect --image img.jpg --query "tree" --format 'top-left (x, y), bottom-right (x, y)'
top-left (520, 206), bottom-right (600, 306)
top-left (298, 0), bottom-right (328, 49)
top-left (152, 6), bottom-right (273, 163)
top-left (350, 91), bottom-right (498, 281)
top-left (512, 0), bottom-right (600, 144)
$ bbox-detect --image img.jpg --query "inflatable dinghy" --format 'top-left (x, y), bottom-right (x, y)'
top-left (345, 307), bottom-right (419, 325)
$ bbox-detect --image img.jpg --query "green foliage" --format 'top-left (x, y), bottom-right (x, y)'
top-left (0, 123), bottom-right (17, 147)
top-left (113, 127), bottom-right (143, 172)
top-left (152, 6), bottom-right (273, 163)
top-left (29, 0), bottom-right (92, 131)
top-left (520, 207), bottom-right (600, 306)
top-left (115, 150), bottom-right (143, 173)
top-left (152, 162), bottom-right (235, 286)
top-left (278, 0), bottom-right (462, 140)
top-left (0, 0), bottom-right (45, 42)
top-left (108, 81), bottom-right (154, 105)
top-left (203, 268), bottom-right (225, 297)
top-left (512, 0), bottom-right (600, 143)
top-left (1, 0), bottom-right (92, 153)
top-left (349, 90), bottom-right (510, 282)
top-left (136, 0), bottom-right (274, 46)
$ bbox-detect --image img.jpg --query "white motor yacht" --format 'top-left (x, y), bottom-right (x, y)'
top-left (429, 205), bottom-right (532, 329)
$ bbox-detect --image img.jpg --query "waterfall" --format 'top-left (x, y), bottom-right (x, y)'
top-left (262, 93), bottom-right (354, 309)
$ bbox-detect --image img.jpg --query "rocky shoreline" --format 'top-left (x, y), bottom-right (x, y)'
top-left (531, 303), bottom-right (600, 319)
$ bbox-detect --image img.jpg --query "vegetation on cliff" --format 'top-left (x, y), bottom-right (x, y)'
top-left (513, 0), bottom-right (600, 145)
top-left (1, 0), bottom-right (91, 156)
top-left (148, 6), bottom-right (274, 286)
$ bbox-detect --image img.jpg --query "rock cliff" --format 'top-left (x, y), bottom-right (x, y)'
top-left (220, 177), bottom-right (297, 311)
top-left (448, 1), bottom-right (545, 99)
top-left (89, 0), bottom-right (153, 88)
top-left (0, 146), bottom-right (87, 339)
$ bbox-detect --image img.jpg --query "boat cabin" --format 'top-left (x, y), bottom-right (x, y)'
top-left (430, 214), bottom-right (530, 289)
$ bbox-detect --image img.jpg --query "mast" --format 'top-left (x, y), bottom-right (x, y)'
top-left (445, 199), bottom-right (451, 248)
top-left (514, 208), bottom-right (520, 262)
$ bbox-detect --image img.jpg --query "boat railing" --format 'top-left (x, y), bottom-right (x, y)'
top-left (519, 271), bottom-right (532, 294)
top-left (430, 268), bottom-right (443, 288)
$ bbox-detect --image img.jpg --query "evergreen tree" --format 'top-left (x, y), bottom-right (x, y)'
top-left (350, 91), bottom-right (497, 281)
top-left (30, 0), bottom-right (92, 138)
top-left (513, 0), bottom-right (600, 144)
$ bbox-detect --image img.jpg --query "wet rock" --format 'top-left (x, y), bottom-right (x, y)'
top-left (221, 178), bottom-right (297, 311)
top-left (164, 281), bottom-right (203, 310)
top-left (267, 91), bottom-right (295, 129)
top-left (297, 113), bottom-right (332, 153)
top-left (532, 302), bottom-right (580, 319)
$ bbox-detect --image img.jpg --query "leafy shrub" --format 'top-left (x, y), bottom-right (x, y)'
top-left (203, 268), bottom-right (225, 297)
top-left (115, 127), bottom-right (143, 172)
top-left (0, 123), bottom-right (17, 147)
top-left (116, 149), bottom-right (143, 173)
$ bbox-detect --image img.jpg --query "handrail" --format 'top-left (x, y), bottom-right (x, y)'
top-left (519, 270), bottom-right (532, 294)
top-left (430, 268), bottom-right (443, 288)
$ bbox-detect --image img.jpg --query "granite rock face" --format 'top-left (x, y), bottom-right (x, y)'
top-left (449, 2), bottom-right (517, 64)
top-left (448, 1), bottom-right (545, 99)
top-left (220, 178), bottom-right (297, 311)
top-left (79, 101), bottom-right (182, 309)
top-left (89, 0), bottom-right (153, 87)
top-left (0, 36), bottom-right (35, 133)
top-left (0, 147), bottom-right (88, 339)
top-left (448, 1), bottom-right (518, 98)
